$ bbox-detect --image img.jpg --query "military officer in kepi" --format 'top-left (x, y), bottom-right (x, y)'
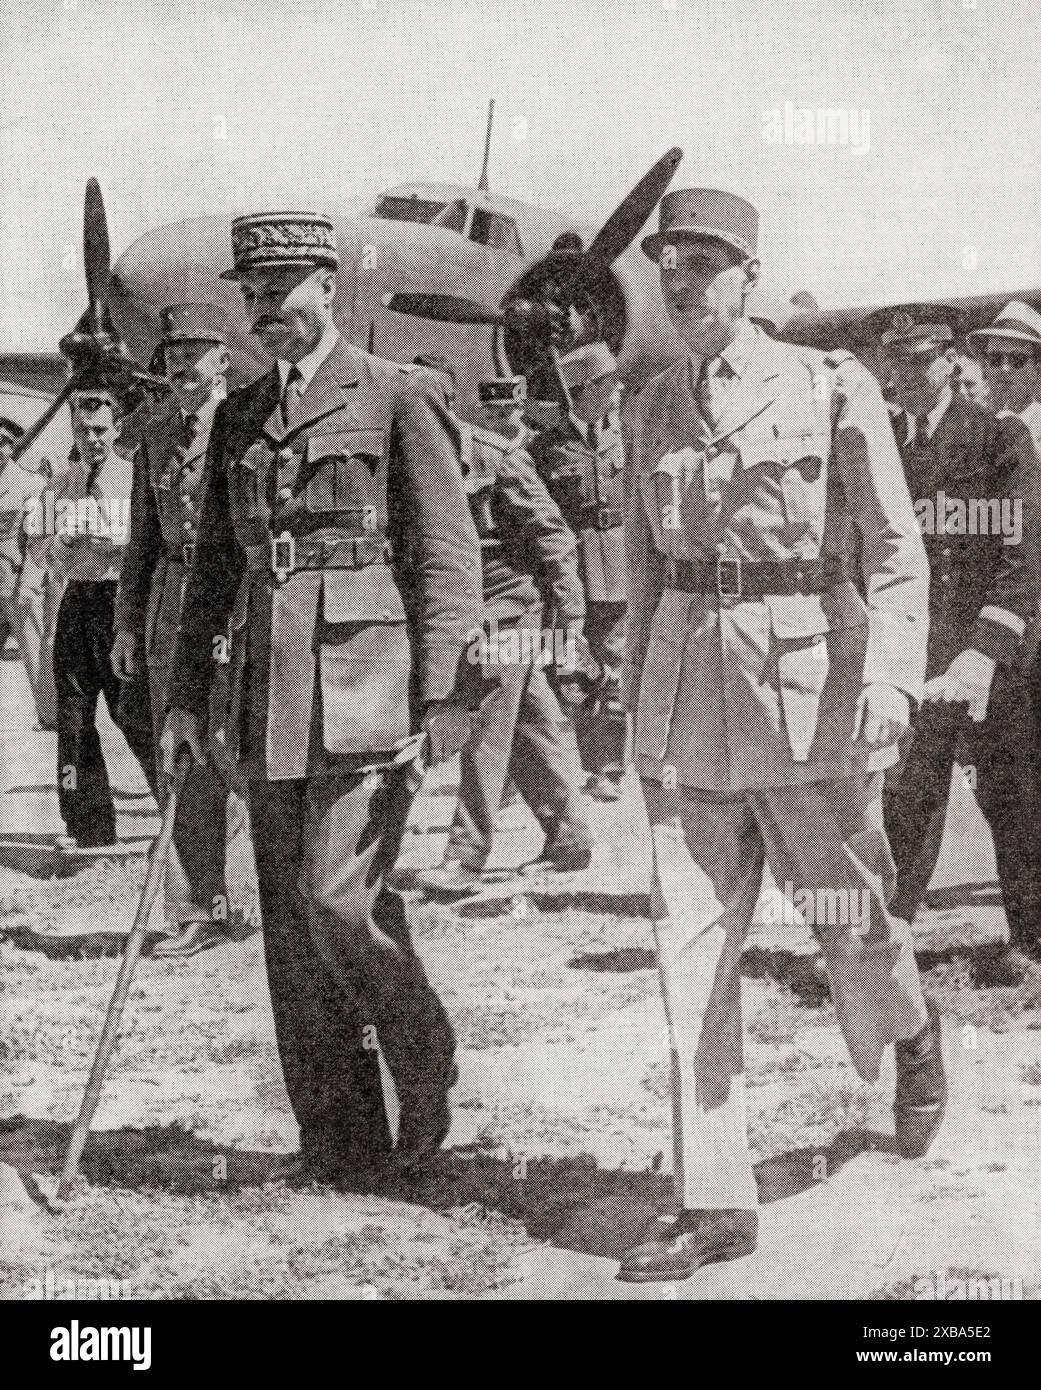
top-left (161, 212), bottom-right (483, 1187)
top-left (875, 303), bottom-right (1041, 989)
top-left (415, 369), bottom-right (593, 896)
top-left (527, 342), bottom-right (628, 801)
top-left (112, 303), bottom-right (240, 959)
top-left (619, 189), bottom-right (944, 1283)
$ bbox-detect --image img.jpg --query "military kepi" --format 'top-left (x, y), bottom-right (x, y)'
top-left (160, 302), bottom-right (227, 344)
top-left (559, 342), bottom-right (617, 389)
top-left (221, 211), bottom-right (339, 280)
top-left (478, 376), bottom-right (527, 406)
top-left (642, 188), bottom-right (758, 262)
top-left (869, 303), bottom-right (962, 356)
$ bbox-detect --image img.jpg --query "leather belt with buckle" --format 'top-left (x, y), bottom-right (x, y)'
top-left (165, 543), bottom-right (196, 566)
top-left (245, 531), bottom-right (391, 576)
top-left (666, 554), bottom-right (846, 600)
top-left (580, 505), bottom-right (623, 531)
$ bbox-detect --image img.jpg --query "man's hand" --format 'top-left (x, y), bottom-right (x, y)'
top-left (160, 708), bottom-right (206, 775)
top-left (853, 682), bottom-right (911, 750)
top-left (421, 697), bottom-right (472, 766)
top-left (922, 648), bottom-right (996, 723)
top-left (110, 630), bottom-right (139, 681)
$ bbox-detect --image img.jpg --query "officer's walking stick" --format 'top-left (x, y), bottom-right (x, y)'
top-left (57, 749), bottom-right (192, 1200)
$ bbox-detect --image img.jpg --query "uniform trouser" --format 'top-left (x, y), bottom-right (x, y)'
top-left (642, 773), bottom-right (929, 1211)
top-left (54, 582), bottom-right (156, 846)
top-left (884, 671), bottom-right (1041, 946)
top-left (445, 654), bottom-right (591, 869)
top-left (3, 568), bottom-right (57, 726)
top-left (572, 599), bottom-right (627, 777)
top-left (247, 766), bottom-right (455, 1168)
top-left (148, 660), bottom-right (230, 924)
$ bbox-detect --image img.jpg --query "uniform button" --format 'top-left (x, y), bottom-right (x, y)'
top-left (278, 449), bottom-right (293, 462)
top-left (181, 494), bottom-right (193, 508)
top-left (716, 542), bottom-right (726, 554)
top-left (182, 519), bottom-right (192, 532)
top-left (940, 573), bottom-right (951, 584)
top-left (463, 559), bottom-right (473, 570)
top-left (381, 610), bottom-right (392, 620)
top-left (278, 487), bottom-right (293, 501)
top-left (941, 546), bottom-right (951, 557)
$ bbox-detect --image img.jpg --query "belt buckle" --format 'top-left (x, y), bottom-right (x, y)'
top-left (182, 542), bottom-right (195, 566)
top-left (271, 531), bottom-right (295, 581)
top-left (716, 556), bottom-right (742, 599)
top-left (597, 507), bottom-right (613, 530)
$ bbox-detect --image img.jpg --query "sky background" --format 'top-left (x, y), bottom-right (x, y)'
top-left (1, 0), bottom-right (1039, 350)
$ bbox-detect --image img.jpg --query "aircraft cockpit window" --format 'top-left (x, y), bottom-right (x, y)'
top-left (470, 208), bottom-right (523, 255)
top-left (372, 195), bottom-right (447, 224)
top-left (431, 199), bottom-right (469, 234)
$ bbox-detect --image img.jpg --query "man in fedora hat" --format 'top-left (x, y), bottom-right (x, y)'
top-left (969, 300), bottom-right (1041, 453)
top-left (113, 303), bottom-right (240, 958)
top-left (872, 303), bottom-right (1041, 989)
top-left (619, 188), bottom-right (942, 1282)
top-left (160, 213), bottom-right (482, 1186)
top-left (528, 341), bottom-right (629, 801)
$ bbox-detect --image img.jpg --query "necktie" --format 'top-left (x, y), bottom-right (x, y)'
top-left (587, 420), bottom-right (599, 452)
top-left (281, 365), bottom-right (304, 427)
top-left (182, 412), bottom-right (199, 448)
top-left (698, 358), bottom-right (732, 430)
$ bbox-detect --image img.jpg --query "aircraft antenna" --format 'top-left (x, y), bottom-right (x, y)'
top-left (478, 99), bottom-right (495, 192)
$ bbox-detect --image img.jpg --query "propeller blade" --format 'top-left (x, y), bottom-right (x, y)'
top-left (381, 292), bottom-right (503, 326)
top-left (83, 178), bottom-right (111, 332)
top-left (584, 147), bottom-right (683, 268)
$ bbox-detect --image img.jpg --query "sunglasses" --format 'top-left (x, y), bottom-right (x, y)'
top-left (984, 351), bottom-right (1034, 369)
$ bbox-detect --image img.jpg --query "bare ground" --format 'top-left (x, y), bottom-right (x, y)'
top-left (1, 657), bottom-right (1039, 1301)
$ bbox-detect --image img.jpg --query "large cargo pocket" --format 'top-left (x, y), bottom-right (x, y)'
top-left (738, 433), bottom-right (826, 529)
top-left (767, 588), bottom-right (867, 762)
top-left (319, 622), bottom-right (412, 755)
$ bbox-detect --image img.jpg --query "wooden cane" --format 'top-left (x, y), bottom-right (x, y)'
top-left (57, 749), bottom-right (192, 1200)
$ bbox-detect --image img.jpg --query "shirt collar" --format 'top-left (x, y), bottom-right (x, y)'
top-left (277, 324), bottom-right (340, 393)
top-left (180, 385), bottom-right (225, 426)
top-left (686, 316), bottom-right (759, 386)
top-left (907, 387), bottom-right (952, 442)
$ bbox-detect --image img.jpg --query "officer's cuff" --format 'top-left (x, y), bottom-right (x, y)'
top-left (420, 644), bottom-right (473, 706)
top-left (972, 609), bottom-right (1026, 664)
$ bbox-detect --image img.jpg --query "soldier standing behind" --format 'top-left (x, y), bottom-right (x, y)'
top-left (161, 212), bottom-right (482, 1186)
top-left (528, 343), bottom-right (628, 800)
top-left (0, 417), bottom-right (49, 723)
top-left (112, 304), bottom-right (238, 958)
top-left (416, 371), bottom-right (592, 896)
top-left (620, 189), bottom-right (943, 1283)
top-left (873, 305), bottom-right (1041, 988)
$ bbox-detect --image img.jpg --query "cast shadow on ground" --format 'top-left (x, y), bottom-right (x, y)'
top-left (0, 1114), bottom-right (884, 1262)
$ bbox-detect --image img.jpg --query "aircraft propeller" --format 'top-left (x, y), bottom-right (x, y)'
top-left (381, 147), bottom-right (683, 395)
top-left (12, 179), bottom-right (169, 461)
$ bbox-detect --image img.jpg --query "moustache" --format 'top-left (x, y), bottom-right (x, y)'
top-left (250, 317), bottom-right (283, 334)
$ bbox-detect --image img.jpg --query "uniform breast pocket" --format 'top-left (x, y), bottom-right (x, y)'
top-left (739, 433), bottom-right (826, 530)
top-left (304, 429), bottom-right (384, 514)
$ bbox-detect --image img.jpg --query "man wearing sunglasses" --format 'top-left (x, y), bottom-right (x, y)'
top-left (875, 304), bottom-right (1041, 988)
top-left (969, 301), bottom-right (1041, 455)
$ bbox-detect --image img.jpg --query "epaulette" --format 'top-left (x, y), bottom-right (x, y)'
top-left (397, 363), bottom-right (421, 375)
top-left (823, 349), bottom-right (856, 369)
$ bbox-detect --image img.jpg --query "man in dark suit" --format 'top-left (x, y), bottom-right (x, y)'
top-left (161, 212), bottom-right (483, 1186)
top-left (873, 305), bottom-right (1041, 987)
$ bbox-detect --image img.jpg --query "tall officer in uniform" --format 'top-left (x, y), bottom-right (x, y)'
top-left (161, 213), bottom-right (483, 1185)
top-left (874, 305), bottom-right (1041, 988)
top-left (528, 342), bottom-right (628, 800)
top-left (620, 190), bottom-right (943, 1283)
top-left (416, 372), bottom-right (592, 895)
top-left (113, 304), bottom-right (238, 958)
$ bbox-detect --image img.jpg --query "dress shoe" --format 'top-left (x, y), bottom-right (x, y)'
top-left (152, 920), bottom-right (228, 959)
top-left (394, 1061), bottom-right (459, 1172)
top-left (414, 861), bottom-right (483, 897)
top-left (971, 941), bottom-right (1039, 989)
top-left (618, 1208), bottom-right (758, 1283)
top-left (262, 1150), bottom-right (387, 1192)
top-left (534, 844), bottom-right (592, 872)
top-left (894, 998), bottom-right (946, 1159)
top-left (586, 773), bottom-right (623, 803)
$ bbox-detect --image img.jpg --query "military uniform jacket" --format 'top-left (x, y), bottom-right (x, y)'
top-left (530, 403), bottom-right (627, 604)
top-left (167, 336), bottom-right (483, 780)
top-left (459, 422), bottom-right (585, 629)
top-left (115, 396), bottom-right (219, 670)
top-left (896, 394), bottom-right (1040, 678)
top-left (623, 322), bottom-right (930, 792)
top-left (0, 460), bottom-right (43, 600)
